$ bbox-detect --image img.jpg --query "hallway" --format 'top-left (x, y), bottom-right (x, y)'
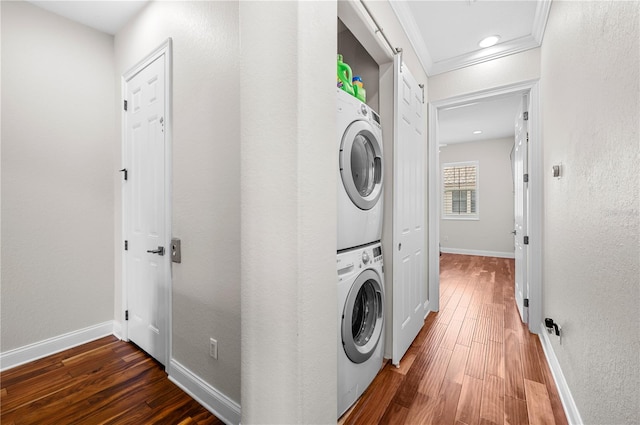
top-left (340, 254), bottom-right (568, 425)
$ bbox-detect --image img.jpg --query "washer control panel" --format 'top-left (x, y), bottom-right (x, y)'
top-left (337, 243), bottom-right (384, 281)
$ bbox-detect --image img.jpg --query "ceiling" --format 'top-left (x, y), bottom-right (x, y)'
top-left (387, 0), bottom-right (550, 145)
top-left (438, 93), bottom-right (524, 146)
top-left (26, 0), bottom-right (148, 35)
top-left (390, 0), bottom-right (551, 77)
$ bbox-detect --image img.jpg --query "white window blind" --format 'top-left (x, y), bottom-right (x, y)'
top-left (442, 161), bottom-right (478, 218)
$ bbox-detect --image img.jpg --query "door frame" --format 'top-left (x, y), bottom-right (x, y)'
top-left (121, 39), bottom-right (173, 367)
top-left (428, 79), bottom-right (542, 334)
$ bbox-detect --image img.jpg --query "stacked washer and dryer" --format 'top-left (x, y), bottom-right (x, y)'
top-left (336, 88), bottom-right (386, 418)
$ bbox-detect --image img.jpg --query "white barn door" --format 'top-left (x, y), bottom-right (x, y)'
top-left (392, 57), bottom-right (426, 366)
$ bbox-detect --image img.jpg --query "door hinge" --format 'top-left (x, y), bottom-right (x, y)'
top-left (124, 100), bottom-right (128, 111)
top-left (523, 111), bottom-right (529, 121)
top-left (419, 83), bottom-right (425, 104)
top-left (523, 236), bottom-right (529, 245)
top-left (125, 310), bottom-right (129, 321)
top-left (524, 298), bottom-right (529, 307)
top-left (523, 173), bottom-right (529, 183)
top-left (124, 240), bottom-right (128, 250)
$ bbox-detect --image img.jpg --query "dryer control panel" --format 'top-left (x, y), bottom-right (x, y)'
top-left (372, 245), bottom-right (382, 259)
top-left (371, 110), bottom-right (380, 126)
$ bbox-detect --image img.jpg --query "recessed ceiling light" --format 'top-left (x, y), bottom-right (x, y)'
top-left (473, 130), bottom-right (483, 135)
top-left (478, 35), bottom-right (501, 48)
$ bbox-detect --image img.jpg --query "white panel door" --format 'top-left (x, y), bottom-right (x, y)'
top-left (392, 57), bottom-right (425, 366)
top-left (513, 95), bottom-right (529, 323)
top-left (124, 53), bottom-right (168, 365)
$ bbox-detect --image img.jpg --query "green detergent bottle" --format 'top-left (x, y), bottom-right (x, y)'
top-left (337, 54), bottom-right (355, 96)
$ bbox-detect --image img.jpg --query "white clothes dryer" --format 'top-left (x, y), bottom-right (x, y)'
top-left (337, 241), bottom-right (385, 418)
top-left (337, 89), bottom-right (384, 251)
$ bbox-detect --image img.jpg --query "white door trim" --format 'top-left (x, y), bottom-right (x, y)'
top-left (428, 79), bottom-right (542, 333)
top-left (121, 38), bottom-right (173, 368)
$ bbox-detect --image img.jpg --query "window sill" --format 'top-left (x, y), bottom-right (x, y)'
top-left (442, 215), bottom-right (480, 221)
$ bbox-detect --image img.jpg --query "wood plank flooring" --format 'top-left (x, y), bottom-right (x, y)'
top-left (0, 336), bottom-right (223, 425)
top-left (340, 254), bottom-right (568, 425)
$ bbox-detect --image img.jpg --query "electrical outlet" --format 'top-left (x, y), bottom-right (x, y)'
top-left (209, 338), bottom-right (218, 359)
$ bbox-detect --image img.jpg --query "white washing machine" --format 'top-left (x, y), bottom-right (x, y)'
top-left (337, 241), bottom-right (385, 418)
top-left (337, 88), bottom-right (384, 251)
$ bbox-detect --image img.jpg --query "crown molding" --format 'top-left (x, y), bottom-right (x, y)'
top-left (428, 35), bottom-right (540, 76)
top-left (388, 0), bottom-right (433, 73)
top-left (532, 0), bottom-right (553, 44)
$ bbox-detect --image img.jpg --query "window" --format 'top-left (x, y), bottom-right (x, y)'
top-left (442, 162), bottom-right (478, 219)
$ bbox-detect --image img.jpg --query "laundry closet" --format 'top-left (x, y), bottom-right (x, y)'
top-left (336, 2), bottom-right (429, 419)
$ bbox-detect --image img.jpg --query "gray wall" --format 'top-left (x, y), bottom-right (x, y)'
top-left (1, 1), bottom-right (115, 351)
top-left (439, 137), bottom-right (515, 256)
top-left (114, 1), bottom-right (241, 404)
top-left (338, 20), bottom-right (380, 112)
top-left (541, 1), bottom-right (640, 423)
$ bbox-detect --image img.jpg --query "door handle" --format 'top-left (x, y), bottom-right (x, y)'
top-left (147, 246), bottom-right (165, 256)
top-left (511, 230), bottom-right (517, 235)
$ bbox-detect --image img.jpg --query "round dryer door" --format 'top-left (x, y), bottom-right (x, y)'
top-left (342, 269), bottom-right (384, 364)
top-left (340, 121), bottom-right (383, 210)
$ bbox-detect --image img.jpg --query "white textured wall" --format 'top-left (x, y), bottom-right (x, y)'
top-left (1, 1), bottom-right (115, 350)
top-left (541, 1), bottom-right (640, 423)
top-left (440, 138), bottom-right (515, 256)
top-left (239, 2), bottom-right (337, 422)
top-left (428, 48), bottom-right (541, 103)
top-left (114, 1), bottom-right (241, 404)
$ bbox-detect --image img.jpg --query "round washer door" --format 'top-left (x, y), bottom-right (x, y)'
top-left (342, 268), bottom-right (384, 364)
top-left (340, 120), bottom-right (383, 210)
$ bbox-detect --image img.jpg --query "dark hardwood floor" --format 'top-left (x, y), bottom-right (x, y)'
top-left (0, 336), bottom-right (223, 425)
top-left (340, 254), bottom-right (568, 425)
top-left (2, 254), bottom-right (568, 424)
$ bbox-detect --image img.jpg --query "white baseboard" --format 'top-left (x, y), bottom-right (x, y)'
top-left (113, 321), bottom-right (123, 340)
top-left (0, 321), bottom-right (115, 371)
top-left (169, 359), bottom-right (241, 425)
top-left (538, 324), bottom-right (583, 425)
top-left (440, 247), bottom-right (515, 259)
